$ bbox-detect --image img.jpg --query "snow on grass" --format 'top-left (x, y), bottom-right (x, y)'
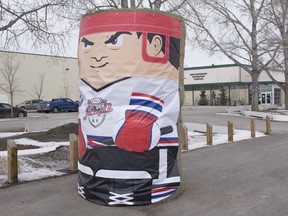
top-left (0, 138), bottom-right (68, 157)
top-left (0, 132), bottom-right (26, 138)
top-left (0, 138), bottom-right (69, 187)
top-left (186, 129), bottom-right (266, 151)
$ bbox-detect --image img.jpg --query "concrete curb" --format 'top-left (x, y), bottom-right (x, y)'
top-left (242, 110), bottom-right (273, 119)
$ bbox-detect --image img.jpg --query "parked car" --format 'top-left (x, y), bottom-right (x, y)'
top-left (37, 98), bottom-right (79, 113)
top-left (0, 103), bottom-right (27, 118)
top-left (16, 99), bottom-right (43, 110)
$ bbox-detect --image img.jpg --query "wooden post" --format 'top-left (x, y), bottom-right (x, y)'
top-left (266, 116), bottom-right (271, 135)
top-left (7, 140), bottom-right (18, 184)
top-left (228, 121), bottom-right (233, 142)
top-left (69, 134), bottom-right (78, 171)
top-left (181, 125), bottom-right (188, 150)
top-left (250, 118), bottom-right (255, 138)
top-left (206, 123), bottom-right (213, 145)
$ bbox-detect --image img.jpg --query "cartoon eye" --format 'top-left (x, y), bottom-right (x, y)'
top-left (81, 37), bottom-right (94, 50)
top-left (106, 34), bottom-right (123, 48)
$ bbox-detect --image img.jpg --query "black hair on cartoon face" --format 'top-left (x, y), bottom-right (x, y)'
top-left (136, 32), bottom-right (180, 70)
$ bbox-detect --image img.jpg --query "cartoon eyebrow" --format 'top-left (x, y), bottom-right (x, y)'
top-left (104, 31), bottom-right (132, 44)
top-left (81, 37), bottom-right (94, 46)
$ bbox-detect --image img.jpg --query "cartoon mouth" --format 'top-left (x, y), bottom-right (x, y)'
top-left (90, 62), bottom-right (109, 68)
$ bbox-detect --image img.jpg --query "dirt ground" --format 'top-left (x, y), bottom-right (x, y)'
top-left (0, 123), bottom-right (78, 151)
top-left (0, 123), bottom-right (78, 177)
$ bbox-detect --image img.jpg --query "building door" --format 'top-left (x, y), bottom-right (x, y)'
top-left (260, 92), bottom-right (271, 105)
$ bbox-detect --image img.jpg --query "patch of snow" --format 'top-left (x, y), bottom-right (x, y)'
top-left (186, 129), bottom-right (266, 151)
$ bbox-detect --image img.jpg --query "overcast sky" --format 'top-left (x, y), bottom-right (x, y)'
top-left (184, 46), bottom-right (232, 67)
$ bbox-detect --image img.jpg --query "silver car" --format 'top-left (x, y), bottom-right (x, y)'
top-left (16, 99), bottom-right (43, 110)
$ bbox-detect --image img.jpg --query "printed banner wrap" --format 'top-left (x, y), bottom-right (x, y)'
top-left (78, 10), bottom-right (183, 206)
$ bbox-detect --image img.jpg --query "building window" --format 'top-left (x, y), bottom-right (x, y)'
top-left (274, 89), bottom-right (281, 105)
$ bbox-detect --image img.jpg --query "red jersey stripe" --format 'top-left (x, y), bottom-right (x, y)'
top-left (132, 92), bottom-right (164, 104)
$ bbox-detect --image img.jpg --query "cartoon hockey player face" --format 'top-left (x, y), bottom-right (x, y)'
top-left (78, 28), bottom-right (180, 89)
top-left (79, 31), bottom-right (136, 88)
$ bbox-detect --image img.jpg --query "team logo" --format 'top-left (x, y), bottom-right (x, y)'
top-left (84, 98), bottom-right (113, 128)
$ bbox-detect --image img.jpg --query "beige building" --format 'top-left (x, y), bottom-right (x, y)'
top-left (0, 51), bottom-right (79, 105)
top-left (0, 52), bottom-right (285, 108)
top-left (184, 64), bottom-right (285, 107)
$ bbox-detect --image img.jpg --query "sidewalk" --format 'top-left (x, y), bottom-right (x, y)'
top-left (0, 133), bottom-right (288, 216)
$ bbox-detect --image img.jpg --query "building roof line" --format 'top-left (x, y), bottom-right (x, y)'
top-left (184, 64), bottom-right (250, 70)
top-left (0, 50), bottom-right (77, 60)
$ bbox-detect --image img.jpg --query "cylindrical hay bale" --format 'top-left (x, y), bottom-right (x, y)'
top-left (7, 140), bottom-right (18, 184)
top-left (77, 10), bottom-right (185, 206)
top-left (266, 116), bottom-right (271, 135)
top-left (69, 134), bottom-right (78, 171)
top-left (228, 121), bottom-right (233, 142)
top-left (250, 118), bottom-right (255, 138)
top-left (206, 123), bottom-right (213, 145)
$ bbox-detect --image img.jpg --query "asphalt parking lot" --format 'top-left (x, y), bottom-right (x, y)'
top-left (0, 111), bottom-right (78, 132)
top-left (0, 106), bottom-right (288, 216)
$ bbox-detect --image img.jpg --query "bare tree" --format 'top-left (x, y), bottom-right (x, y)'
top-left (153, 0), bottom-right (163, 10)
top-left (0, 54), bottom-right (21, 116)
top-left (177, 0), bottom-right (274, 111)
top-left (0, 0), bottom-right (73, 56)
top-left (69, 0), bottom-right (172, 17)
top-left (262, 0), bottom-right (288, 109)
top-left (130, 0), bottom-right (136, 8)
top-left (32, 72), bottom-right (46, 100)
top-left (121, 0), bottom-right (129, 8)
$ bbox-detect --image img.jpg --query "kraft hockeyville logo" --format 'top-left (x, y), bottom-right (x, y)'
top-left (84, 98), bottom-right (113, 128)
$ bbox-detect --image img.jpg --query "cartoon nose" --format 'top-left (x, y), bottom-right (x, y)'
top-left (91, 56), bottom-right (108, 62)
